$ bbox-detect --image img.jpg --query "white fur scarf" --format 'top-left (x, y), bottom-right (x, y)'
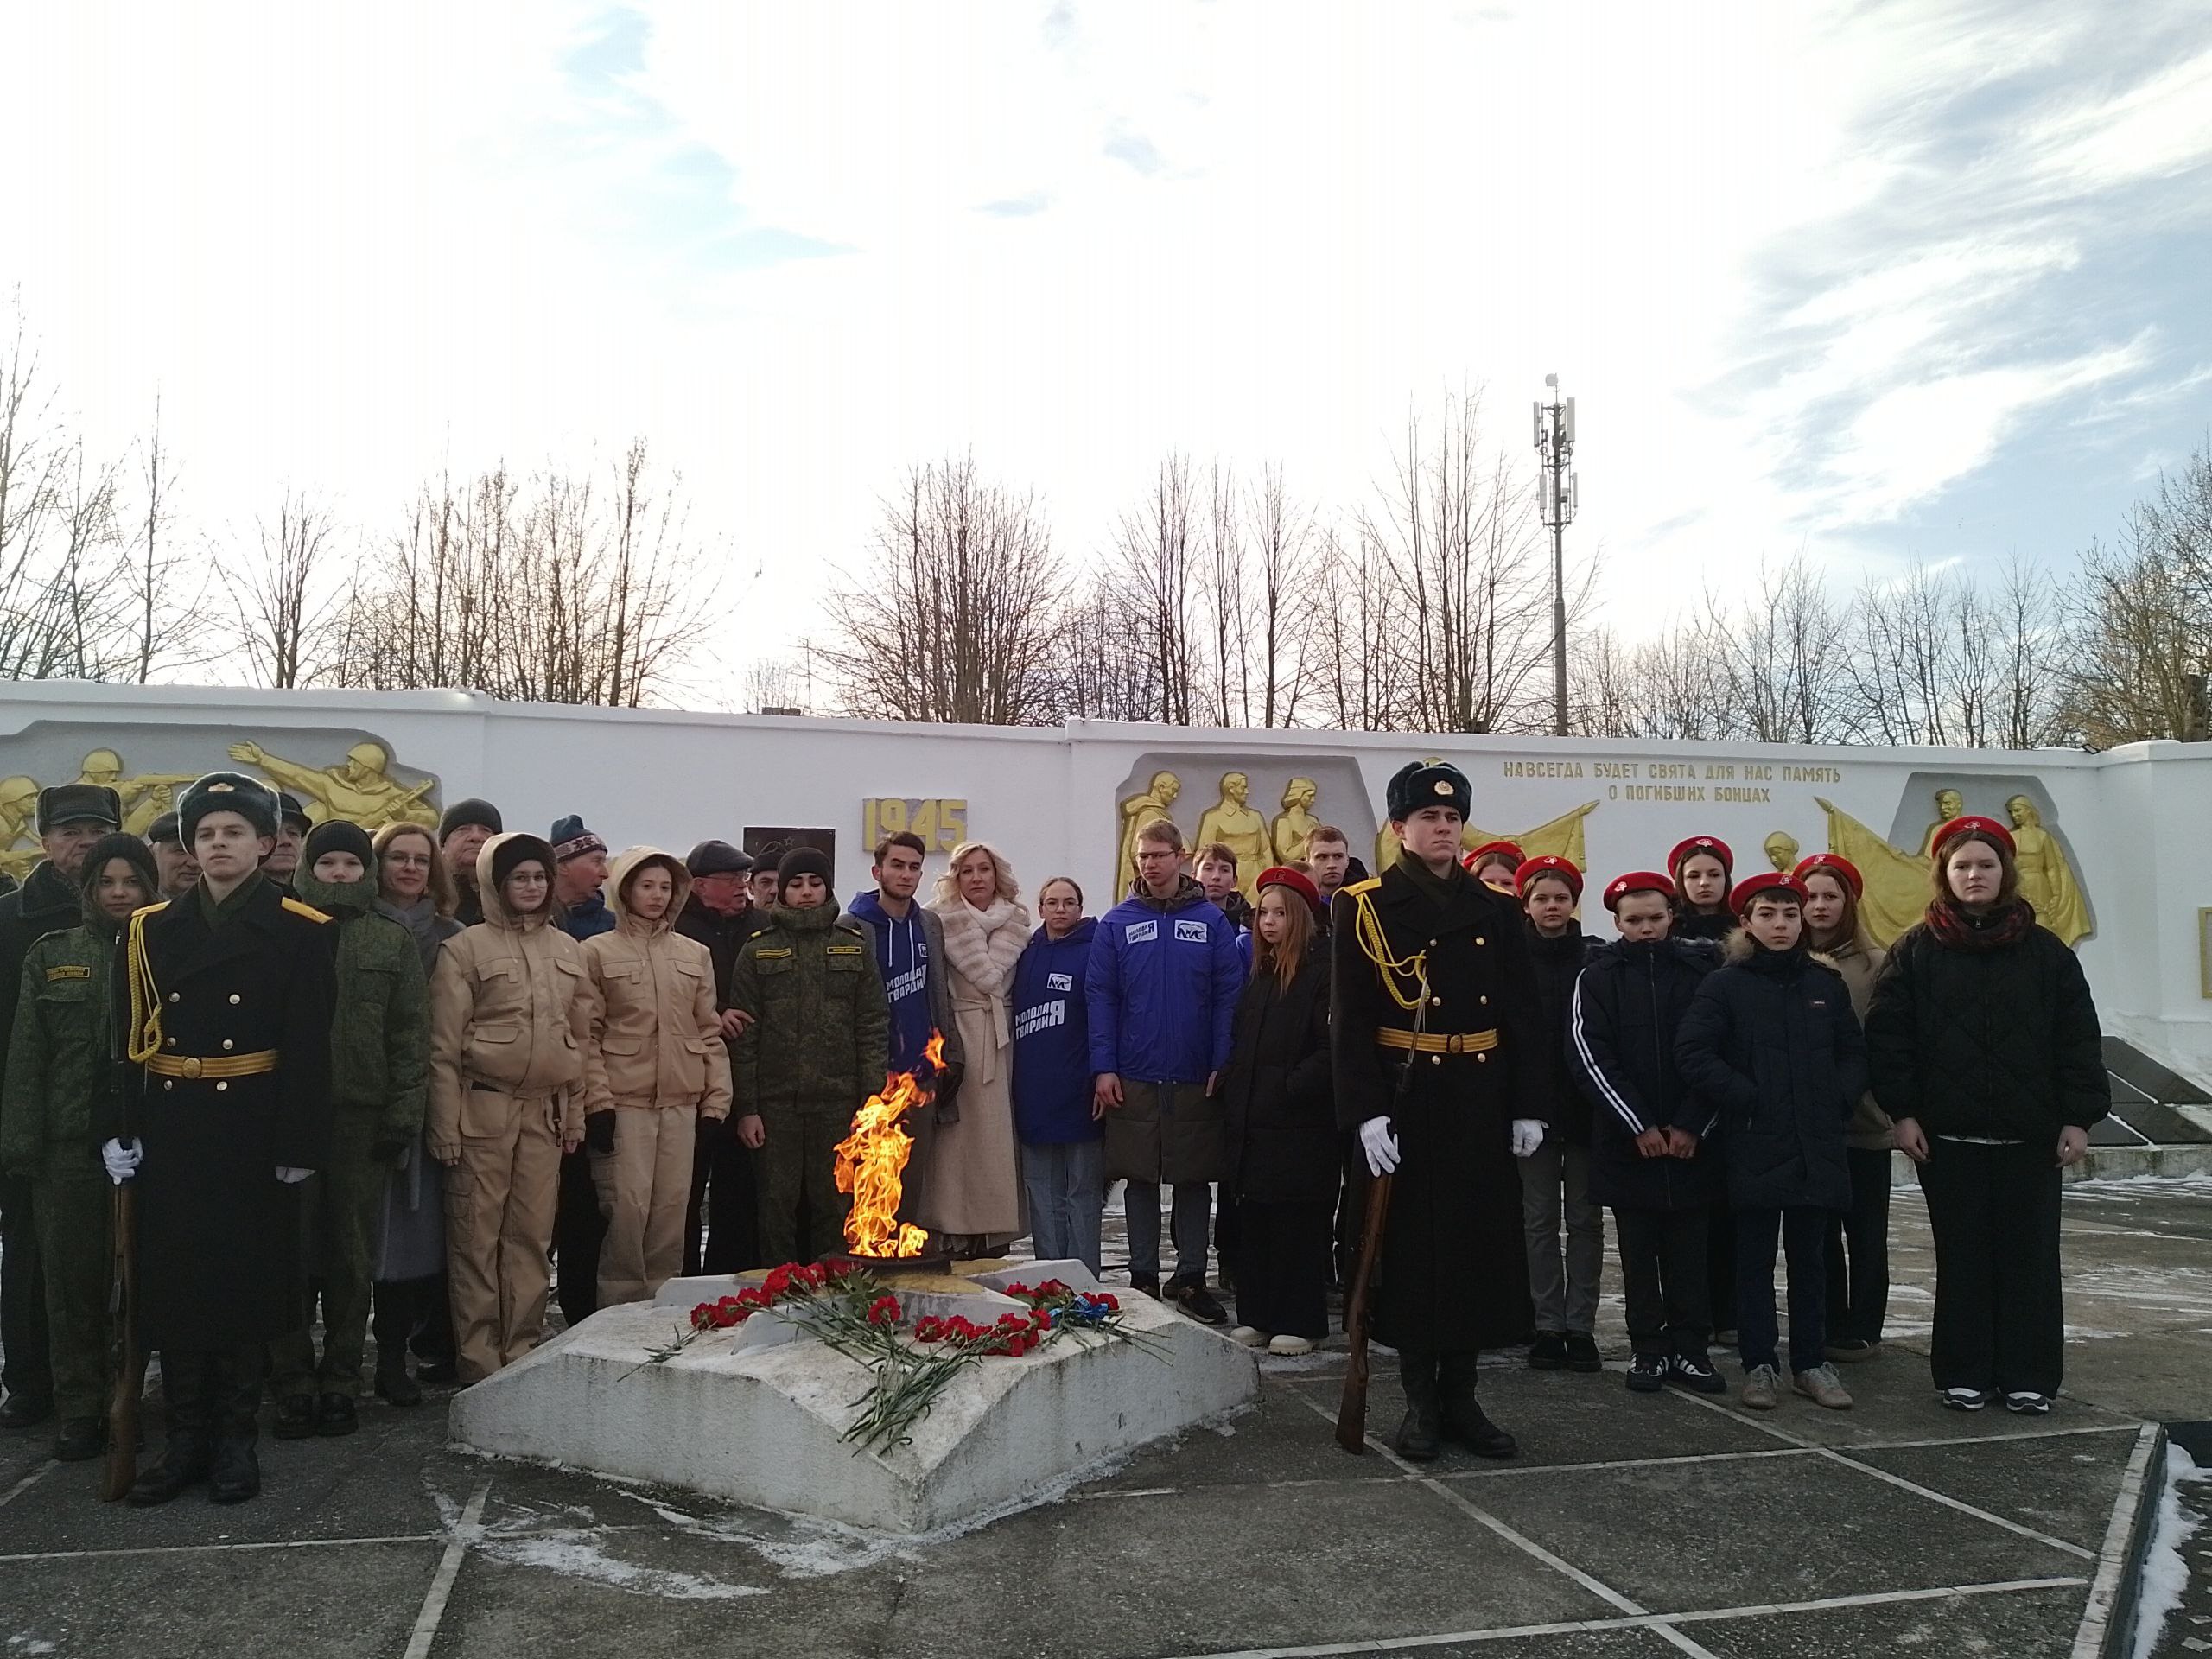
top-left (935, 896), bottom-right (1029, 998)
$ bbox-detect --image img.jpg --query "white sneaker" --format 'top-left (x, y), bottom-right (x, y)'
top-left (1266, 1334), bottom-right (1316, 1356)
top-left (1228, 1325), bottom-right (1270, 1348)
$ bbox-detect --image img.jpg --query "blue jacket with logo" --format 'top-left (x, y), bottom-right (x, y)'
top-left (1086, 878), bottom-right (1243, 1084)
top-left (1011, 918), bottom-right (1102, 1145)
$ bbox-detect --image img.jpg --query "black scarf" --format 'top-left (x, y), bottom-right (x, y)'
top-left (1924, 898), bottom-right (2035, 952)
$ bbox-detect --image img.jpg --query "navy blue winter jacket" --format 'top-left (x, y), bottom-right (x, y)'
top-left (1086, 878), bottom-right (1243, 1084)
top-left (1011, 919), bottom-right (1103, 1146)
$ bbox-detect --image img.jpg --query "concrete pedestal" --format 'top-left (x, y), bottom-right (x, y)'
top-left (448, 1264), bottom-right (1259, 1533)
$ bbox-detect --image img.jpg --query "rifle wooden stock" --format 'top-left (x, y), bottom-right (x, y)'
top-left (100, 1184), bottom-right (139, 1503)
top-left (1334, 1170), bottom-right (1394, 1454)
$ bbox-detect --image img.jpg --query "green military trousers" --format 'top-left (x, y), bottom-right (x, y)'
top-left (753, 1108), bottom-right (850, 1267)
top-left (269, 1111), bottom-right (387, 1398)
top-left (33, 1145), bottom-right (112, 1423)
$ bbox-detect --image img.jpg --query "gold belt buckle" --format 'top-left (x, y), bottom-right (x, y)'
top-left (181, 1056), bottom-right (204, 1080)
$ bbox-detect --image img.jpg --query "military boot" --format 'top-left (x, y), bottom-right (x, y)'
top-left (207, 1351), bottom-right (264, 1505)
top-left (1440, 1351), bottom-right (1516, 1459)
top-left (128, 1354), bottom-right (213, 1507)
top-left (372, 1285), bottom-right (423, 1407)
top-left (1393, 1349), bottom-right (1442, 1461)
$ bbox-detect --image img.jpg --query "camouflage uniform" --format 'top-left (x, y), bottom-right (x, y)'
top-left (267, 870), bottom-right (429, 1400)
top-left (0, 921), bottom-right (124, 1427)
top-left (730, 902), bottom-right (888, 1264)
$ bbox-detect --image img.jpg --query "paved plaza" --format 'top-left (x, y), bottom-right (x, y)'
top-left (3, 1176), bottom-right (2208, 1658)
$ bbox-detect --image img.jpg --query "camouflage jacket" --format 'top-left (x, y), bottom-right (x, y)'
top-left (0, 922), bottom-right (123, 1173)
top-left (295, 869), bottom-right (430, 1147)
top-left (731, 900), bottom-right (889, 1117)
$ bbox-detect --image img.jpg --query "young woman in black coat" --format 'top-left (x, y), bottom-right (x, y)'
top-left (1864, 816), bottom-right (2105, 1414)
top-left (1667, 835), bottom-right (1739, 1336)
top-left (1513, 856), bottom-right (1603, 1374)
top-left (1220, 867), bottom-right (1333, 1355)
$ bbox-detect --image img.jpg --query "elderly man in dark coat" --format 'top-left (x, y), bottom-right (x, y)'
top-left (102, 772), bottom-right (336, 1507)
top-left (1332, 761), bottom-right (1546, 1461)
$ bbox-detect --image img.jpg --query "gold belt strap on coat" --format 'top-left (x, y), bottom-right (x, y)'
top-left (144, 1050), bottom-right (280, 1080)
top-left (1374, 1027), bottom-right (1497, 1056)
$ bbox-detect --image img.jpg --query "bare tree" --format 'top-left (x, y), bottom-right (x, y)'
top-left (1115, 454), bottom-right (1201, 726)
top-left (742, 654), bottom-right (806, 713)
top-left (229, 488), bottom-right (345, 689)
top-left (821, 455), bottom-right (1067, 725)
top-left (1245, 464), bottom-right (1314, 728)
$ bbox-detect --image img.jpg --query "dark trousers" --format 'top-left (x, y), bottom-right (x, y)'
top-left (551, 1147), bottom-right (605, 1330)
top-left (372, 1277), bottom-right (439, 1375)
top-left (1735, 1205), bottom-right (1828, 1374)
top-left (1230, 1199), bottom-right (1331, 1339)
top-left (1126, 1179), bottom-right (1211, 1285)
top-left (683, 1126), bottom-right (760, 1277)
top-left (1612, 1205), bottom-right (1710, 1359)
top-left (410, 1275), bottom-right (455, 1365)
top-left (1826, 1147), bottom-right (1893, 1344)
top-left (0, 1173), bottom-right (48, 1406)
top-left (1705, 1198), bottom-right (1736, 1334)
top-left (1919, 1138), bottom-right (2063, 1397)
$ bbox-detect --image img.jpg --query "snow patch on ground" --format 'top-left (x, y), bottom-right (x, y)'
top-left (2069, 1172), bottom-right (2212, 1197)
top-left (475, 1529), bottom-right (766, 1599)
top-left (8, 1638), bottom-right (59, 1656)
top-left (2129, 1442), bottom-right (2209, 1659)
top-left (632, 1443), bottom-right (1141, 1578)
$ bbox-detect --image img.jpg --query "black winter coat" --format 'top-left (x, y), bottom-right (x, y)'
top-left (1864, 913), bottom-right (2106, 1141)
top-left (1525, 926), bottom-right (1601, 1143)
top-left (1567, 937), bottom-right (1725, 1211)
top-left (1221, 948), bottom-right (1333, 1205)
top-left (1673, 944), bottom-right (1866, 1211)
top-left (1671, 909), bottom-right (1737, 944)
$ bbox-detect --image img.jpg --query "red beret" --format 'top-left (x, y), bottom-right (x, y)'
top-left (1515, 855), bottom-right (1582, 899)
top-left (1930, 815), bottom-right (2016, 859)
top-left (1603, 871), bottom-right (1675, 912)
top-left (1792, 853), bottom-right (1863, 898)
top-left (1255, 865), bottom-right (1323, 916)
top-left (1465, 839), bottom-right (1525, 869)
top-left (1730, 871), bottom-right (1808, 917)
top-left (1668, 836), bottom-right (1733, 875)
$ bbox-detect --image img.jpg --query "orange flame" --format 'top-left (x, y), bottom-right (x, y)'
top-left (834, 1031), bottom-right (944, 1258)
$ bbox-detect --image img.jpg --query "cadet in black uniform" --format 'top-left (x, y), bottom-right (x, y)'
top-left (1332, 761), bottom-right (1546, 1461)
top-left (101, 772), bottom-right (336, 1506)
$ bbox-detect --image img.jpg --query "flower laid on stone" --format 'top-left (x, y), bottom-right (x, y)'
top-left (643, 1263), bottom-right (1168, 1454)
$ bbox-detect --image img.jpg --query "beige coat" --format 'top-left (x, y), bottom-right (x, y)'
top-left (919, 896), bottom-right (1028, 1238)
top-left (582, 849), bottom-right (732, 1118)
top-left (426, 833), bottom-right (608, 1160)
top-left (1823, 932), bottom-right (1894, 1150)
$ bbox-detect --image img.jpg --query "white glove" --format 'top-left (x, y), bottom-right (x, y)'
top-left (1510, 1119), bottom-right (1546, 1158)
top-left (101, 1137), bottom-right (142, 1185)
top-left (275, 1166), bottom-right (314, 1185)
top-left (1358, 1116), bottom-right (1400, 1177)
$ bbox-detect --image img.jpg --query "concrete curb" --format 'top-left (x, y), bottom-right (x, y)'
top-left (2074, 1421), bottom-right (2166, 1659)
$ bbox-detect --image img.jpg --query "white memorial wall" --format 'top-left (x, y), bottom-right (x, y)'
top-left (4, 679), bottom-right (2208, 1076)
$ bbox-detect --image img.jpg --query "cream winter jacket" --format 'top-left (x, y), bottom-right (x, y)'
top-left (427, 832), bottom-right (608, 1160)
top-left (1821, 931), bottom-right (1893, 1151)
top-left (931, 897), bottom-right (1029, 1085)
top-left (582, 848), bottom-right (733, 1118)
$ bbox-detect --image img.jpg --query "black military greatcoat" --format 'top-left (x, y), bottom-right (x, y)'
top-left (1332, 855), bottom-right (1544, 1352)
top-left (101, 875), bottom-right (336, 1351)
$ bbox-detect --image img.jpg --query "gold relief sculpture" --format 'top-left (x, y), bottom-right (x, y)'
top-left (2006, 796), bottom-right (2091, 946)
top-left (1271, 777), bottom-right (1321, 866)
top-left (1916, 789), bottom-right (1966, 855)
top-left (75, 749), bottom-right (200, 836)
top-left (1116, 770), bottom-right (1183, 899)
top-left (1195, 771), bottom-right (1271, 899)
top-left (1763, 831), bottom-right (1800, 872)
top-left (1373, 797), bottom-right (1598, 878)
top-left (0, 777), bottom-right (39, 881)
top-left (226, 739), bottom-right (439, 830)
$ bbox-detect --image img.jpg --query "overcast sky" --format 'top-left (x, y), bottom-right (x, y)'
top-left (8, 1), bottom-right (2210, 701)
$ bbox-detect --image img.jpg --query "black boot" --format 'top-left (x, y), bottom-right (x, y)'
top-left (128, 1352), bottom-right (213, 1506)
top-left (1440, 1351), bottom-right (1516, 1459)
top-left (372, 1283), bottom-right (423, 1407)
top-left (1394, 1350), bottom-right (1442, 1461)
top-left (207, 1350), bottom-right (263, 1505)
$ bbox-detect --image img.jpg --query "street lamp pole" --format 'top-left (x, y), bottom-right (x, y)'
top-left (1533, 376), bottom-right (1577, 739)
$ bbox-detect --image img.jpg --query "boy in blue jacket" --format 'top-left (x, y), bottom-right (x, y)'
top-left (1087, 820), bottom-right (1243, 1323)
top-left (1567, 871), bottom-right (1727, 1396)
top-left (1675, 872), bottom-right (1867, 1414)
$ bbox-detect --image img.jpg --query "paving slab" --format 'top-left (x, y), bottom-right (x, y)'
top-left (1850, 1427), bottom-right (2140, 1549)
top-left (0, 1539), bottom-right (442, 1659)
top-left (1685, 1580), bottom-right (2088, 1657)
top-left (1468, 1446), bottom-right (2093, 1615)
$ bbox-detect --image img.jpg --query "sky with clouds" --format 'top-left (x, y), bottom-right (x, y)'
top-left (6, 1), bottom-right (2210, 702)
